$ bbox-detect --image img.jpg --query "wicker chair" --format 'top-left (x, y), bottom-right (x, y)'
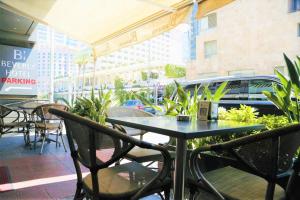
top-left (285, 157), bottom-right (300, 200)
top-left (49, 108), bottom-right (172, 200)
top-left (188, 124), bottom-right (300, 200)
top-left (31, 104), bottom-right (68, 154)
top-left (107, 107), bottom-right (173, 163)
top-left (107, 107), bottom-right (154, 140)
top-left (0, 105), bottom-right (29, 142)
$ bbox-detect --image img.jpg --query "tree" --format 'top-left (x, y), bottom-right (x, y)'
top-left (114, 77), bottom-right (127, 105)
top-left (75, 52), bottom-right (91, 95)
top-left (150, 72), bottom-right (159, 79)
top-left (141, 71), bottom-right (148, 81)
top-left (164, 64), bottom-right (186, 78)
top-left (163, 83), bottom-right (176, 99)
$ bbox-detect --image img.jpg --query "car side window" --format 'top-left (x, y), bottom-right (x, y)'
top-left (248, 79), bottom-right (274, 100)
top-left (218, 80), bottom-right (241, 100)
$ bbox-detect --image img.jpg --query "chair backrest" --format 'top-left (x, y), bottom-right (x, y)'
top-left (107, 107), bottom-right (154, 136)
top-left (0, 105), bottom-right (17, 126)
top-left (233, 124), bottom-right (300, 178)
top-left (0, 105), bottom-right (13, 118)
top-left (107, 107), bottom-right (154, 118)
top-left (49, 108), bottom-right (129, 168)
top-left (33, 104), bottom-right (68, 121)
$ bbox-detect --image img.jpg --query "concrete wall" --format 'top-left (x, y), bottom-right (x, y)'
top-left (187, 0), bottom-right (300, 80)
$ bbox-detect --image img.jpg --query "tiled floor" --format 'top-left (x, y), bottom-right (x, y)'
top-left (0, 132), bottom-right (169, 200)
top-left (0, 133), bottom-right (78, 200)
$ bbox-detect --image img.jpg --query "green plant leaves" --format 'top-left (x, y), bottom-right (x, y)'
top-left (284, 53), bottom-right (300, 96)
top-left (275, 69), bottom-right (288, 88)
top-left (263, 54), bottom-right (300, 123)
top-left (213, 81), bottom-right (230, 101)
top-left (164, 80), bottom-right (229, 117)
top-left (71, 88), bottom-right (112, 125)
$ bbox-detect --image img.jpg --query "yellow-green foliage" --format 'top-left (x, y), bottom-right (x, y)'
top-left (218, 105), bottom-right (259, 123)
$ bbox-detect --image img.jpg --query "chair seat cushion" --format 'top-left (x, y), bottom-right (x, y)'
top-left (126, 146), bottom-right (162, 162)
top-left (190, 166), bottom-right (285, 200)
top-left (83, 161), bottom-right (170, 199)
top-left (35, 122), bottom-right (60, 130)
top-left (126, 146), bottom-right (175, 163)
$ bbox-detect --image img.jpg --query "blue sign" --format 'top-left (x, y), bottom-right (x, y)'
top-left (0, 44), bottom-right (37, 96)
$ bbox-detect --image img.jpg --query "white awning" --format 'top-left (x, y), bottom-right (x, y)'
top-left (0, 0), bottom-right (193, 56)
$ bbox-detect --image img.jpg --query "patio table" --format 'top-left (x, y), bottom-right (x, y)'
top-left (106, 116), bottom-right (263, 200)
top-left (18, 102), bottom-right (45, 145)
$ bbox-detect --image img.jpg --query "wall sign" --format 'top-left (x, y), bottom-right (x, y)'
top-left (0, 44), bottom-right (37, 96)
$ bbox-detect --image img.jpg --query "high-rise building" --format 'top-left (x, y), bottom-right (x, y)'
top-left (30, 24), bottom-right (85, 97)
top-left (54, 27), bottom-right (189, 100)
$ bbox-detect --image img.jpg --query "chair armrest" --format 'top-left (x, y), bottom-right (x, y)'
top-left (130, 139), bottom-right (172, 200)
top-left (95, 126), bottom-right (172, 200)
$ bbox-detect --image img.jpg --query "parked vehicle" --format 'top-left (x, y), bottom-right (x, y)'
top-left (181, 75), bottom-right (283, 115)
top-left (122, 100), bottom-right (156, 114)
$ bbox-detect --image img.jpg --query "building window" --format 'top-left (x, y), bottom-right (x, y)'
top-left (289, 0), bottom-right (300, 12)
top-left (204, 40), bottom-right (217, 58)
top-left (199, 13), bottom-right (217, 32)
top-left (298, 23), bottom-right (300, 36)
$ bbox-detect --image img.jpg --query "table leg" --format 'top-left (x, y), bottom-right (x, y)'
top-left (174, 138), bottom-right (187, 200)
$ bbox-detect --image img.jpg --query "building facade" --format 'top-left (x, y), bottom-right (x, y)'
top-left (31, 24), bottom-right (84, 97)
top-left (54, 28), bottom-right (189, 100)
top-left (187, 0), bottom-right (300, 80)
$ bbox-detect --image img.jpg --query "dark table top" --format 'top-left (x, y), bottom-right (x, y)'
top-left (106, 116), bottom-right (264, 139)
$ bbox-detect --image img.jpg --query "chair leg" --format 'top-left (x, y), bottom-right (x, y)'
top-left (266, 182), bottom-right (275, 200)
top-left (34, 130), bottom-right (38, 150)
top-left (56, 131), bottom-right (59, 148)
top-left (60, 132), bottom-right (67, 152)
top-left (164, 185), bottom-right (171, 200)
top-left (74, 182), bottom-right (83, 200)
top-left (189, 187), bottom-right (196, 200)
top-left (40, 135), bottom-right (46, 154)
top-left (25, 127), bottom-right (31, 149)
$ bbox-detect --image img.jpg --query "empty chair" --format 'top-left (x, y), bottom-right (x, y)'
top-left (107, 107), bottom-right (172, 164)
top-left (31, 103), bottom-right (68, 154)
top-left (188, 124), bottom-right (300, 200)
top-left (0, 105), bottom-right (29, 143)
top-left (49, 108), bottom-right (172, 200)
top-left (107, 107), bottom-right (154, 140)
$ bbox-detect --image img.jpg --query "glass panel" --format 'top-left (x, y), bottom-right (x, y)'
top-left (226, 81), bottom-right (241, 95)
top-left (248, 79), bottom-right (274, 100)
top-left (204, 40), bottom-right (217, 58)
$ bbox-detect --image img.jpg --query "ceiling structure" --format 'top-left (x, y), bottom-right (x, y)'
top-left (0, 0), bottom-right (193, 56)
top-left (0, 6), bottom-right (36, 48)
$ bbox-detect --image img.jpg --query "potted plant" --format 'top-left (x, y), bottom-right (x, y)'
top-left (70, 87), bottom-right (112, 125)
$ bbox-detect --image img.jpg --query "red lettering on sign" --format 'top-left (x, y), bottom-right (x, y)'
top-left (0, 77), bottom-right (36, 85)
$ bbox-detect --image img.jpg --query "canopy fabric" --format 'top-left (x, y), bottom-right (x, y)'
top-left (94, 5), bottom-right (191, 57)
top-left (0, 0), bottom-right (193, 55)
top-left (196, 0), bottom-right (235, 19)
top-left (0, 0), bottom-right (234, 57)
